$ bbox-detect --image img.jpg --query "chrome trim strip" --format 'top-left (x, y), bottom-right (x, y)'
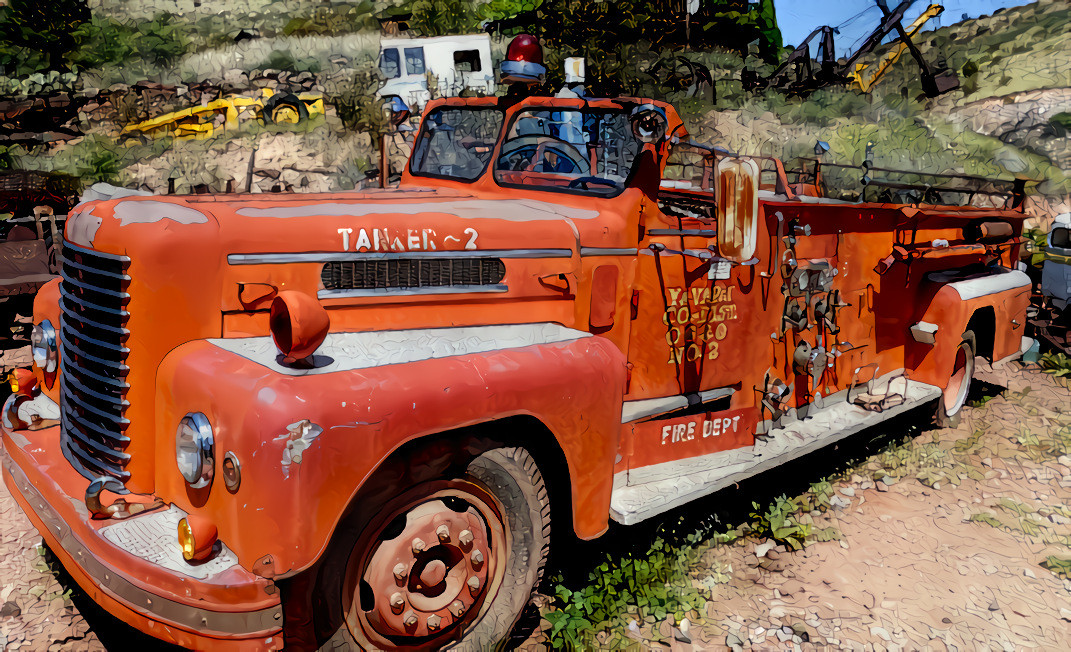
top-left (621, 387), bottom-right (737, 423)
top-left (579, 247), bottom-right (639, 256)
top-left (0, 452), bottom-right (282, 636)
top-left (59, 299), bottom-right (129, 336)
top-left (59, 253), bottom-right (131, 281)
top-left (646, 229), bottom-right (716, 237)
top-left (622, 396), bottom-right (687, 423)
top-left (62, 385), bottom-right (130, 425)
top-left (698, 387), bottom-right (736, 404)
top-left (318, 284), bottom-right (509, 299)
top-left (63, 240), bottom-right (131, 263)
top-left (59, 286), bottom-right (128, 319)
top-left (229, 249), bottom-right (574, 265)
top-left (59, 332), bottom-right (130, 371)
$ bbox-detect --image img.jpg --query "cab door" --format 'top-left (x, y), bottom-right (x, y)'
top-left (621, 156), bottom-right (761, 468)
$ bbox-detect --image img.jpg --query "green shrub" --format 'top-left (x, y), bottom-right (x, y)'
top-left (749, 495), bottom-right (811, 550)
top-left (1039, 353), bottom-right (1071, 378)
top-left (69, 13), bottom-right (190, 69)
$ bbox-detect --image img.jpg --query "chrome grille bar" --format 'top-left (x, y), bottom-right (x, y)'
top-left (59, 243), bottom-right (131, 487)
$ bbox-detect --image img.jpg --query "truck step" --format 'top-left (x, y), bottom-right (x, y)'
top-left (609, 377), bottom-right (942, 525)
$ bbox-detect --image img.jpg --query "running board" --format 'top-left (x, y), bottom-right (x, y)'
top-left (609, 377), bottom-right (942, 525)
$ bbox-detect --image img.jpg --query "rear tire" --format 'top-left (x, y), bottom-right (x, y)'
top-left (935, 331), bottom-right (976, 427)
top-left (263, 93), bottom-right (309, 125)
top-left (313, 446), bottom-right (550, 651)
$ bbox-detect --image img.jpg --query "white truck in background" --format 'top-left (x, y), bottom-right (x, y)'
top-left (376, 33), bottom-right (496, 110)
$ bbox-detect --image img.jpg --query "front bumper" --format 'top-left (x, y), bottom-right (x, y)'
top-left (1, 419), bottom-right (283, 651)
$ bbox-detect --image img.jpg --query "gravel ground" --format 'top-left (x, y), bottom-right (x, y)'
top-left (1, 362), bottom-right (1070, 650)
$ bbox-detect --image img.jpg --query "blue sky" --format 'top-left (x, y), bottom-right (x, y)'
top-left (773, 0), bottom-right (1036, 57)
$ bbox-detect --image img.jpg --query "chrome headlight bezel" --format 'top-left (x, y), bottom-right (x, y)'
top-left (176, 412), bottom-right (214, 489)
top-left (31, 320), bottom-right (58, 384)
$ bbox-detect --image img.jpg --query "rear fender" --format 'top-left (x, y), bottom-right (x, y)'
top-left (155, 324), bottom-right (626, 577)
top-left (910, 270), bottom-right (1029, 387)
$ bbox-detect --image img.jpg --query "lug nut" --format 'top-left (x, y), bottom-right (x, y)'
top-left (393, 563), bottom-right (408, 582)
top-left (427, 614), bottom-right (442, 631)
top-left (467, 576), bottom-right (480, 593)
top-left (411, 538), bottom-right (425, 554)
top-left (458, 529), bottom-right (474, 547)
top-left (450, 600), bottom-right (466, 617)
top-left (470, 549), bottom-right (484, 566)
top-left (436, 524), bottom-right (450, 542)
top-left (403, 610), bottom-right (418, 628)
top-left (390, 592), bottom-right (405, 614)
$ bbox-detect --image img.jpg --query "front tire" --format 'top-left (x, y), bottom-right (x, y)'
top-left (935, 331), bottom-right (976, 427)
top-left (316, 447), bottom-right (550, 651)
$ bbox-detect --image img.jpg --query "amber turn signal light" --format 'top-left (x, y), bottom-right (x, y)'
top-left (269, 291), bottom-right (330, 363)
top-left (178, 514), bottom-right (218, 562)
top-left (8, 369), bottom-right (37, 397)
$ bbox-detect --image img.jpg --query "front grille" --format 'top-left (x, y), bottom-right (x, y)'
top-left (321, 258), bottom-right (506, 291)
top-left (58, 242), bottom-right (131, 486)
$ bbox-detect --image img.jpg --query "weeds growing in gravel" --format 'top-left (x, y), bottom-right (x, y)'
top-left (544, 531), bottom-right (716, 649)
top-left (1039, 353), bottom-right (1071, 378)
top-left (544, 481), bottom-right (846, 647)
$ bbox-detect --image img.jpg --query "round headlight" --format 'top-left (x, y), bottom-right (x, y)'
top-left (31, 320), bottom-right (58, 386)
top-left (176, 413), bottom-right (214, 488)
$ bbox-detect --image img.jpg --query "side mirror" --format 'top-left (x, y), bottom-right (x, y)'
top-left (630, 105), bottom-right (668, 144)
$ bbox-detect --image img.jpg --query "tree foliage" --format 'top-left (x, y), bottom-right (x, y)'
top-left (69, 14), bottom-right (190, 70)
top-left (492, 0), bottom-right (784, 95)
top-left (0, 0), bottom-right (90, 71)
top-left (409, 0), bottom-right (481, 37)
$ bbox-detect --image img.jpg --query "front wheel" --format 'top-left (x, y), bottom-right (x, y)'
top-left (935, 331), bottom-right (976, 427)
top-left (319, 447), bottom-right (550, 651)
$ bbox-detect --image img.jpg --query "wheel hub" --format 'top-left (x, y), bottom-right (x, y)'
top-left (361, 498), bottom-right (493, 640)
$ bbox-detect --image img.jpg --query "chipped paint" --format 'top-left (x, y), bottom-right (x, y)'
top-left (113, 200), bottom-right (209, 226)
top-left (65, 207), bottom-right (104, 248)
top-left (278, 420), bottom-right (324, 478)
top-left (235, 199), bottom-right (600, 222)
top-left (210, 323), bottom-right (592, 376)
top-left (16, 393), bottom-right (60, 425)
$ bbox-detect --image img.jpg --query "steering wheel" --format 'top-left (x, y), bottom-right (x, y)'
top-left (497, 135), bottom-right (590, 175)
top-left (568, 176), bottom-right (619, 189)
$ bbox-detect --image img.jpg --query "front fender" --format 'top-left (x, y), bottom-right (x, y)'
top-left (154, 324), bottom-right (625, 576)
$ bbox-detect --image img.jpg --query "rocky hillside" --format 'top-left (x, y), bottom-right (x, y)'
top-left (685, 0), bottom-right (1069, 228)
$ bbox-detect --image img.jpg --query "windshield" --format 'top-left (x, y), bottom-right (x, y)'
top-left (409, 108), bottom-right (503, 181)
top-left (494, 109), bottom-right (640, 195)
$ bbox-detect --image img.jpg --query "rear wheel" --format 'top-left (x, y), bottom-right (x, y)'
top-left (935, 331), bottom-right (976, 427)
top-left (317, 447), bottom-right (550, 651)
top-left (263, 93), bottom-right (309, 125)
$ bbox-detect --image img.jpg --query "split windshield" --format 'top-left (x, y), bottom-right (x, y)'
top-left (409, 106), bottom-right (641, 195)
top-left (409, 108), bottom-right (503, 180)
top-left (494, 109), bottom-right (639, 195)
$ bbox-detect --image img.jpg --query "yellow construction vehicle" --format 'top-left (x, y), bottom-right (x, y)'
top-left (120, 88), bottom-right (324, 141)
top-left (848, 4), bottom-right (945, 93)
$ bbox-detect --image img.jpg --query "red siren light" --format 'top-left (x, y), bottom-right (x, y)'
top-left (500, 34), bottom-right (546, 84)
top-left (507, 34), bottom-right (543, 64)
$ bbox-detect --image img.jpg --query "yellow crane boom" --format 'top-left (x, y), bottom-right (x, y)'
top-left (849, 4), bottom-right (945, 93)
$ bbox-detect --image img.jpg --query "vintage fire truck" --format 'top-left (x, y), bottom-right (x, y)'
top-left (1, 36), bottom-right (1032, 651)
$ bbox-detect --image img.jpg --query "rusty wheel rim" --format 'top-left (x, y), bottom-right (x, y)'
top-left (942, 344), bottom-right (971, 416)
top-left (342, 479), bottom-right (507, 650)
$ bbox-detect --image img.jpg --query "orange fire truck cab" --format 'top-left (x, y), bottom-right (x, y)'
top-left (2, 38), bottom-right (1032, 651)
